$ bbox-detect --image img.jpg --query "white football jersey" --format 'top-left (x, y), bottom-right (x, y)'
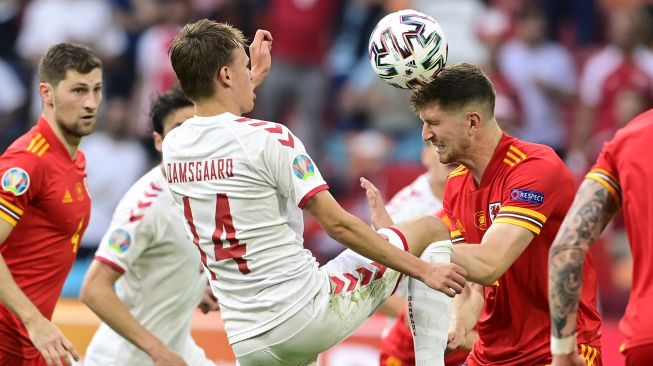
top-left (162, 113), bottom-right (329, 344)
top-left (386, 173), bottom-right (443, 222)
top-left (84, 167), bottom-right (211, 366)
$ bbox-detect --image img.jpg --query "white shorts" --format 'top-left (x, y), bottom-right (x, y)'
top-left (232, 227), bottom-right (408, 366)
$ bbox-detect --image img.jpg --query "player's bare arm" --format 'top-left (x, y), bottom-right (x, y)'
top-left (448, 282), bottom-right (483, 352)
top-left (452, 223), bottom-right (534, 285)
top-left (249, 29), bottom-right (273, 88)
top-left (0, 220), bottom-right (79, 366)
top-left (548, 179), bottom-right (619, 339)
top-left (81, 260), bottom-right (188, 366)
top-left (362, 176), bottom-right (533, 285)
top-left (304, 190), bottom-right (467, 297)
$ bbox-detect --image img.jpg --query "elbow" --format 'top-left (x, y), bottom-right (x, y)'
top-left (471, 265), bottom-right (502, 286)
top-left (79, 277), bottom-right (104, 308)
top-left (79, 280), bottom-right (94, 306)
top-left (322, 213), bottom-right (361, 245)
top-left (324, 219), bottom-right (352, 243)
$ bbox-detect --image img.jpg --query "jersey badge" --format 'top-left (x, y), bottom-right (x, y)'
top-left (108, 228), bottom-right (131, 253)
top-left (292, 154), bottom-right (315, 181)
top-left (1, 167), bottom-right (30, 196)
top-left (489, 202), bottom-right (501, 222)
top-left (474, 211), bottom-right (487, 230)
top-left (75, 182), bottom-right (85, 201)
top-left (510, 188), bottom-right (544, 205)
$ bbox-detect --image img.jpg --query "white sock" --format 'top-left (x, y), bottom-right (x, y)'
top-left (407, 240), bottom-right (453, 366)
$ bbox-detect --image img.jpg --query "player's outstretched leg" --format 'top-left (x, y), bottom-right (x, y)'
top-left (408, 240), bottom-right (453, 366)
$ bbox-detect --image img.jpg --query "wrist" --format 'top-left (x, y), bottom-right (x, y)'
top-left (551, 333), bottom-right (577, 355)
top-left (412, 260), bottom-right (431, 282)
top-left (19, 308), bottom-right (43, 329)
top-left (144, 339), bottom-right (166, 359)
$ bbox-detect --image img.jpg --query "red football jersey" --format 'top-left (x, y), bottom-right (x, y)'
top-left (443, 133), bottom-right (602, 365)
top-left (586, 108), bottom-right (653, 352)
top-left (0, 117), bottom-right (90, 359)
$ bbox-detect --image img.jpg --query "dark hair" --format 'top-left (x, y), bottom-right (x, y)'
top-left (38, 43), bottom-right (102, 86)
top-left (169, 19), bottom-right (246, 101)
top-left (150, 87), bottom-right (193, 134)
top-left (409, 63), bottom-right (495, 116)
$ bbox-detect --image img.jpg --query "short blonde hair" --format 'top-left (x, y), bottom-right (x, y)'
top-left (169, 19), bottom-right (246, 101)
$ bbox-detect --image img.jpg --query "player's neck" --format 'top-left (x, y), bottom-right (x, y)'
top-left (194, 97), bottom-right (237, 117)
top-left (41, 111), bottom-right (80, 160)
top-left (466, 123), bottom-right (503, 185)
top-left (428, 175), bottom-right (444, 200)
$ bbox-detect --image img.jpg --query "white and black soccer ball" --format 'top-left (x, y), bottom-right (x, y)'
top-left (368, 9), bottom-right (448, 89)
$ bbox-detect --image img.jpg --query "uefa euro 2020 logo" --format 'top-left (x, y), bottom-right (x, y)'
top-left (292, 154), bottom-right (315, 181)
top-left (108, 229), bottom-right (131, 253)
top-left (1, 167), bottom-right (30, 196)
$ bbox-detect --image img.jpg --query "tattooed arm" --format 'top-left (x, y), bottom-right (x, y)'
top-left (548, 179), bottom-right (620, 361)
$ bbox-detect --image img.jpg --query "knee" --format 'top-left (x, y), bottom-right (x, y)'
top-left (421, 240), bottom-right (453, 262)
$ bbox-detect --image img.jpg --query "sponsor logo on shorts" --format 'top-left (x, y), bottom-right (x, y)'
top-left (108, 228), bottom-right (131, 253)
top-left (1, 167), bottom-right (30, 196)
top-left (510, 188), bottom-right (544, 205)
top-left (292, 154), bottom-right (315, 180)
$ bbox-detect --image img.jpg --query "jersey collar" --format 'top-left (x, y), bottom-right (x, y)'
top-left (478, 131), bottom-right (514, 188)
top-left (36, 116), bottom-right (79, 163)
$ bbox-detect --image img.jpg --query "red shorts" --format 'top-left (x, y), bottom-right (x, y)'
top-left (462, 343), bottom-right (602, 366)
top-left (0, 351), bottom-right (46, 366)
top-left (379, 307), bottom-right (469, 366)
top-left (623, 343), bottom-right (653, 366)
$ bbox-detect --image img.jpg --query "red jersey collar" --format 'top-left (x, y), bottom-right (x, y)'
top-left (478, 131), bottom-right (515, 188)
top-left (36, 116), bottom-right (79, 162)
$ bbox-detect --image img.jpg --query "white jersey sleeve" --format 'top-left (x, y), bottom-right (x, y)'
top-left (257, 120), bottom-right (328, 208)
top-left (162, 113), bottom-right (329, 344)
top-left (93, 174), bottom-right (160, 273)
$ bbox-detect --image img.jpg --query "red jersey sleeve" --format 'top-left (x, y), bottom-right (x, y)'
top-left (493, 158), bottom-right (560, 235)
top-left (585, 146), bottom-right (622, 205)
top-left (442, 180), bottom-right (466, 244)
top-left (0, 149), bottom-right (44, 226)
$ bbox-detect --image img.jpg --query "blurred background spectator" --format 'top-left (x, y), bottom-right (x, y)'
top-left (80, 97), bottom-right (148, 251)
top-left (2, 2), bottom-right (652, 362)
top-left (498, 5), bottom-right (577, 157)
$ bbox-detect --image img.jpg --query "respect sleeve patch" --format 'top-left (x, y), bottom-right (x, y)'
top-left (510, 188), bottom-right (544, 205)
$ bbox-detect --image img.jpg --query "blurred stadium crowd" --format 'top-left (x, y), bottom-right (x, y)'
top-left (1, 0), bottom-right (653, 321)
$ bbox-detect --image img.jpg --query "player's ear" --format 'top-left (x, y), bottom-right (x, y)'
top-left (218, 66), bottom-right (232, 87)
top-left (467, 111), bottom-right (482, 135)
top-left (39, 82), bottom-right (54, 106)
top-left (153, 131), bottom-right (164, 153)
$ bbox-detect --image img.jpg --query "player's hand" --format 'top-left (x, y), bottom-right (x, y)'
top-left (551, 353), bottom-right (585, 366)
top-left (360, 177), bottom-right (394, 229)
top-left (198, 285), bottom-right (220, 314)
top-left (446, 324), bottom-right (466, 352)
top-left (24, 315), bottom-right (79, 366)
top-left (152, 348), bottom-right (188, 366)
top-left (422, 263), bottom-right (467, 298)
top-left (250, 29), bottom-right (273, 88)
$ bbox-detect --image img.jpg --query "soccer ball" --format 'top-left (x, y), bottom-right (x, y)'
top-left (368, 9), bottom-right (448, 89)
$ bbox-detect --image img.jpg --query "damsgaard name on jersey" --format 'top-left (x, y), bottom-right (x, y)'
top-left (166, 159), bottom-right (234, 184)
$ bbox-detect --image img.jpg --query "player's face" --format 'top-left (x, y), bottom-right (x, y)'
top-left (419, 102), bottom-right (471, 164)
top-left (51, 68), bottom-right (103, 139)
top-left (154, 105), bottom-right (195, 153)
top-left (230, 46), bottom-right (255, 114)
